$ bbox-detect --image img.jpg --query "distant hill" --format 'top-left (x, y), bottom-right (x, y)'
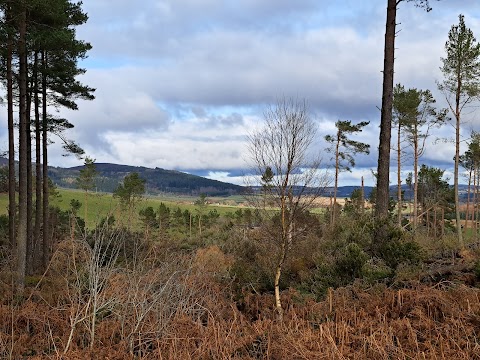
top-left (0, 157), bottom-right (474, 199)
top-left (48, 163), bottom-right (244, 196)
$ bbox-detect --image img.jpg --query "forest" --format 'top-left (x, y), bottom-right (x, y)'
top-left (1, 0), bottom-right (480, 359)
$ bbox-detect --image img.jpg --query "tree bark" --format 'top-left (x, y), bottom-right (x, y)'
top-left (34, 51), bottom-right (42, 271)
top-left (454, 77), bottom-right (465, 248)
top-left (274, 219), bottom-right (293, 322)
top-left (465, 168), bottom-right (472, 234)
top-left (332, 134), bottom-right (340, 225)
top-left (473, 170), bottom-right (476, 238)
top-left (42, 51), bottom-right (50, 270)
top-left (6, 4), bottom-right (15, 249)
top-left (84, 190), bottom-right (88, 229)
top-left (16, 8), bottom-right (28, 293)
top-left (475, 166), bottom-right (479, 241)
top-left (397, 121), bottom-right (402, 227)
top-left (413, 130), bottom-right (419, 229)
top-left (375, 0), bottom-right (397, 229)
top-left (361, 176), bottom-right (365, 211)
top-left (26, 60), bottom-right (33, 275)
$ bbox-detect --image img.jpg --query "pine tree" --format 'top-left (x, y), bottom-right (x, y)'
top-left (393, 84), bottom-right (446, 229)
top-left (438, 14), bottom-right (480, 249)
top-left (325, 120), bottom-right (370, 225)
top-left (76, 157), bottom-right (97, 227)
top-left (376, 0), bottom-right (436, 230)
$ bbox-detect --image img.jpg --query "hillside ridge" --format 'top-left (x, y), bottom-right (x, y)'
top-left (48, 162), bottom-right (243, 196)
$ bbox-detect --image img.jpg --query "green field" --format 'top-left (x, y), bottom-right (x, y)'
top-left (0, 188), bottom-right (252, 229)
top-left (0, 188), bottom-right (330, 230)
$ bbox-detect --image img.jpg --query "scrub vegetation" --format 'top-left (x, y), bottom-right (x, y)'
top-left (1, 0), bottom-right (480, 359)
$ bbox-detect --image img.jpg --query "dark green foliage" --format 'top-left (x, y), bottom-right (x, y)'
top-left (376, 239), bottom-right (423, 270)
top-left (76, 157), bottom-right (97, 192)
top-left (343, 188), bottom-right (363, 214)
top-left (226, 233), bottom-right (273, 295)
top-left (393, 84), bottom-right (422, 126)
top-left (208, 209), bottom-right (220, 224)
top-left (299, 211), bottom-right (428, 300)
top-left (261, 167), bottom-right (274, 186)
top-left (335, 243), bottom-right (369, 281)
top-left (171, 207), bottom-right (184, 228)
top-left (0, 214), bottom-right (8, 247)
top-left (113, 172), bottom-right (146, 209)
top-left (139, 206), bottom-right (158, 230)
top-left (439, 14), bottom-right (480, 98)
top-left (417, 165), bottom-right (454, 210)
top-left (48, 177), bottom-right (60, 200)
top-left (325, 120), bottom-right (371, 172)
top-left (69, 199), bottom-right (81, 215)
top-left (48, 206), bottom-right (76, 241)
top-left (460, 131), bottom-right (480, 181)
top-left (368, 188), bottom-right (397, 217)
top-left (182, 209), bottom-right (191, 228)
top-left (474, 260), bottom-right (480, 280)
top-left (157, 203), bottom-right (171, 230)
top-left (98, 215), bottom-right (115, 229)
top-left (393, 84), bottom-right (447, 151)
top-left (0, 167), bottom-right (7, 193)
top-left (243, 209), bottom-right (253, 227)
top-left (194, 193), bottom-right (207, 207)
top-left (371, 221), bottom-right (423, 269)
top-left (439, 14), bottom-right (480, 247)
top-left (49, 163), bottom-right (243, 195)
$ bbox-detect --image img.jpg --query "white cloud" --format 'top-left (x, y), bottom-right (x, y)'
top-left (97, 113), bottom-right (254, 171)
top-left (9, 0), bottom-right (477, 187)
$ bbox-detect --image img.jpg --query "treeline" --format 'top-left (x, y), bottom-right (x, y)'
top-left (0, 0), bottom-right (94, 292)
top-left (48, 162), bottom-right (244, 196)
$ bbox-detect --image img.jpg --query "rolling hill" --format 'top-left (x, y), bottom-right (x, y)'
top-left (0, 157), bottom-right (473, 199)
top-left (48, 163), bottom-right (244, 196)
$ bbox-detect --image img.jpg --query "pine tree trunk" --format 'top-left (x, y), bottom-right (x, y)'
top-left (413, 135), bottom-right (419, 229)
top-left (454, 81), bottom-right (464, 249)
top-left (332, 136), bottom-right (340, 225)
top-left (16, 8), bottom-right (28, 293)
top-left (34, 51), bottom-right (42, 271)
top-left (375, 0), bottom-right (397, 228)
top-left (466, 169), bottom-right (472, 235)
top-left (361, 176), bottom-right (365, 211)
top-left (397, 122), bottom-right (402, 227)
top-left (473, 170), bottom-right (476, 239)
top-left (42, 51), bottom-right (49, 270)
top-left (26, 65), bottom-right (33, 275)
top-left (84, 190), bottom-right (88, 229)
top-left (6, 4), bottom-right (15, 249)
top-left (475, 166), bottom-right (479, 241)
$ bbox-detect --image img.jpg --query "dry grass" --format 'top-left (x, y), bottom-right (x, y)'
top-left (1, 229), bottom-right (479, 359)
top-left (1, 266), bottom-right (480, 360)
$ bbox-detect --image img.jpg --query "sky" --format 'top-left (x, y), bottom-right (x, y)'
top-left (3, 0), bottom-right (480, 187)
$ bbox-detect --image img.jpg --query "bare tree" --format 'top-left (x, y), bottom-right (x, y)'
top-left (61, 225), bottom-right (123, 353)
top-left (247, 98), bottom-right (330, 320)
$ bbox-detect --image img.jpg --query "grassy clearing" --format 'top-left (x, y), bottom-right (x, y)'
top-left (0, 188), bottom-right (328, 229)
top-left (0, 189), bottom-right (252, 229)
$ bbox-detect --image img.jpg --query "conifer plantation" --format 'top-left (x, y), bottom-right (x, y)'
top-left (0, 2), bottom-right (480, 359)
